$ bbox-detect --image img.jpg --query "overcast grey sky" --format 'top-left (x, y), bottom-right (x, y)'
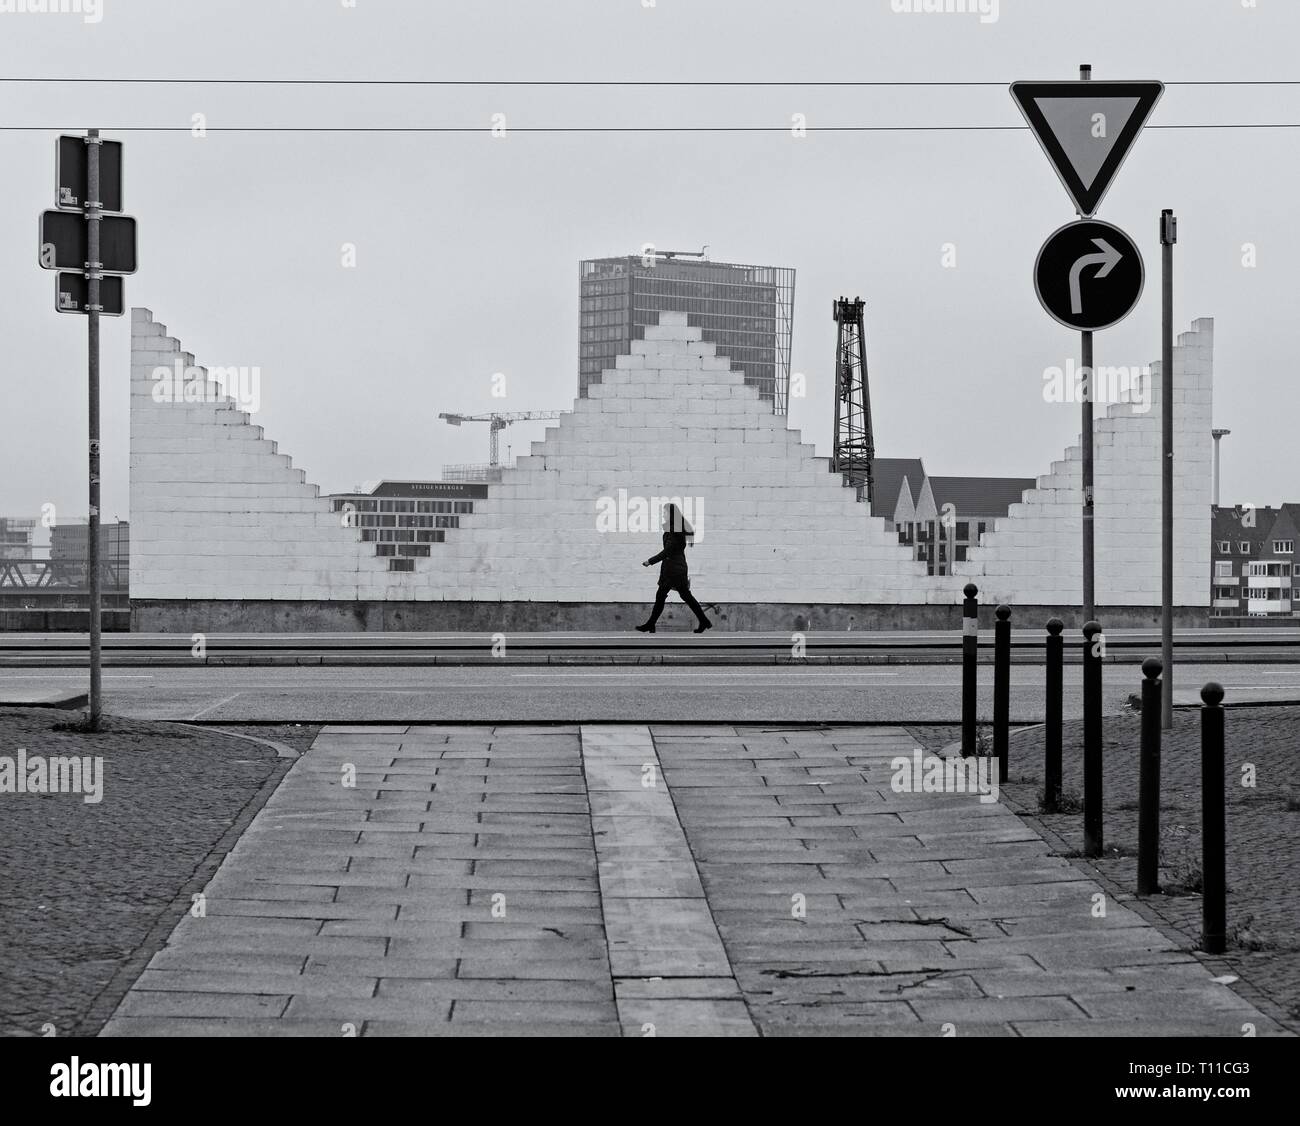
top-left (1, 0), bottom-right (1297, 527)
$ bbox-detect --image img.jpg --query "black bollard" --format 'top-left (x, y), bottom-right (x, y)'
top-left (1044, 618), bottom-right (1064, 812)
top-left (1137, 658), bottom-right (1163, 896)
top-left (1201, 682), bottom-right (1226, 955)
top-left (1082, 619), bottom-right (1104, 857)
top-left (994, 605), bottom-right (1011, 784)
top-left (962, 583), bottom-right (978, 758)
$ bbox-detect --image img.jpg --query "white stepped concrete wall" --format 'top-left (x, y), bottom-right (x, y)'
top-left (129, 308), bottom-right (1212, 608)
top-left (129, 310), bottom-right (394, 600)
top-left (954, 318), bottom-right (1213, 608)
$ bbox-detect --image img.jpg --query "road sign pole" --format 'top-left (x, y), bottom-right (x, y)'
top-left (1161, 209), bottom-right (1177, 730)
top-left (86, 129), bottom-right (102, 731)
top-left (1078, 64), bottom-right (1095, 626)
top-left (1081, 328), bottom-right (1095, 622)
top-left (1013, 65), bottom-right (1162, 629)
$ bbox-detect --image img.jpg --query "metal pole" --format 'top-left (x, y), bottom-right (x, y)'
top-left (1161, 210), bottom-right (1177, 730)
top-left (1044, 617), bottom-right (1064, 812)
top-left (1079, 65), bottom-right (1095, 625)
top-left (962, 583), bottom-right (978, 757)
top-left (994, 605), bottom-right (1011, 784)
top-left (1137, 658), bottom-right (1163, 895)
top-left (1081, 330), bottom-right (1095, 623)
top-left (86, 129), bottom-right (103, 732)
top-left (1200, 681), bottom-right (1226, 954)
top-left (1082, 619), bottom-right (1104, 857)
top-left (1212, 430), bottom-right (1230, 508)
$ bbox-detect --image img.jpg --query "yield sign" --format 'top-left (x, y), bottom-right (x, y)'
top-left (1010, 81), bottom-right (1164, 216)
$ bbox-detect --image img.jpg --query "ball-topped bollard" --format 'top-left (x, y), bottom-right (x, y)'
top-left (1081, 619), bottom-right (1104, 857)
top-left (961, 584), bottom-right (979, 757)
top-left (1200, 680), bottom-right (1226, 953)
top-left (1137, 655), bottom-right (1165, 895)
top-left (993, 605), bottom-right (1012, 783)
top-left (1043, 614), bottom-right (1065, 811)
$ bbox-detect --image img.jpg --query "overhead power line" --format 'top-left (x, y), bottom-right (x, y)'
top-left (1, 78), bottom-right (1299, 87)
top-left (0, 124), bottom-right (1296, 133)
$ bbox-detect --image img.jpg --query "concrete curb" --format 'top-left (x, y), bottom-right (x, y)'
top-left (177, 723), bottom-right (300, 760)
top-left (0, 690), bottom-right (88, 709)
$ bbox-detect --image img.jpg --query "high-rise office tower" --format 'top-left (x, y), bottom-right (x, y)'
top-left (578, 251), bottom-right (795, 413)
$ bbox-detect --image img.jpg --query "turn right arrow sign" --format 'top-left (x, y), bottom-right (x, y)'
top-left (1069, 238), bottom-right (1122, 315)
top-left (1035, 219), bottom-right (1144, 331)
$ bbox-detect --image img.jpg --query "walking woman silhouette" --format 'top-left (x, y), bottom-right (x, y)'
top-left (635, 503), bottom-right (713, 634)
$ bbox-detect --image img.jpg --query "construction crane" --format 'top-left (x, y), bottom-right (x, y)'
top-left (438, 411), bottom-right (564, 466)
top-left (831, 297), bottom-right (875, 505)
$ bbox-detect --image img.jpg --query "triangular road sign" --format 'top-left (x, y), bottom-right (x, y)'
top-left (1010, 80), bottom-right (1164, 216)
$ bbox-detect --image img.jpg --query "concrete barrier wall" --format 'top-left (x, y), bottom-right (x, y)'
top-left (1, 610), bottom-right (131, 633)
top-left (129, 599), bottom-right (1208, 634)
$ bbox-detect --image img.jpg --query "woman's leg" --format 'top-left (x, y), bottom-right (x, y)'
top-left (678, 583), bottom-right (710, 626)
top-left (646, 583), bottom-right (670, 626)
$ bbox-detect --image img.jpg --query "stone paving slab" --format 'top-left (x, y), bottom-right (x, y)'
top-left (652, 723), bottom-right (1290, 1037)
top-left (360, 1020), bottom-right (619, 1037)
top-left (618, 999), bottom-right (759, 1037)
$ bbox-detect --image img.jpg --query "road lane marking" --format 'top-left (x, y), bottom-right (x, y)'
top-left (188, 693), bottom-right (244, 720)
top-left (0, 674), bottom-right (153, 679)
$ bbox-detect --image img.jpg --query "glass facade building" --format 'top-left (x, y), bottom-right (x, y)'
top-left (578, 254), bottom-right (795, 413)
top-left (0, 517), bottom-right (36, 561)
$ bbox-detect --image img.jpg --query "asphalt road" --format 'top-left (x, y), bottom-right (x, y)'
top-left (2, 663), bottom-right (1295, 723)
top-left (3, 627), bottom-right (1298, 667)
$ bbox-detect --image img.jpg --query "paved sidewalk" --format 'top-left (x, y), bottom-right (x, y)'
top-left (101, 724), bottom-right (1288, 1036)
top-left (1004, 707), bottom-right (1300, 1032)
top-left (656, 726), bottom-right (1287, 1036)
top-left (102, 725), bottom-right (616, 1036)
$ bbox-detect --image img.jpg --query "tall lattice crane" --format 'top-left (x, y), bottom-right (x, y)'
top-left (438, 411), bottom-right (564, 466)
top-left (831, 297), bottom-right (875, 505)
